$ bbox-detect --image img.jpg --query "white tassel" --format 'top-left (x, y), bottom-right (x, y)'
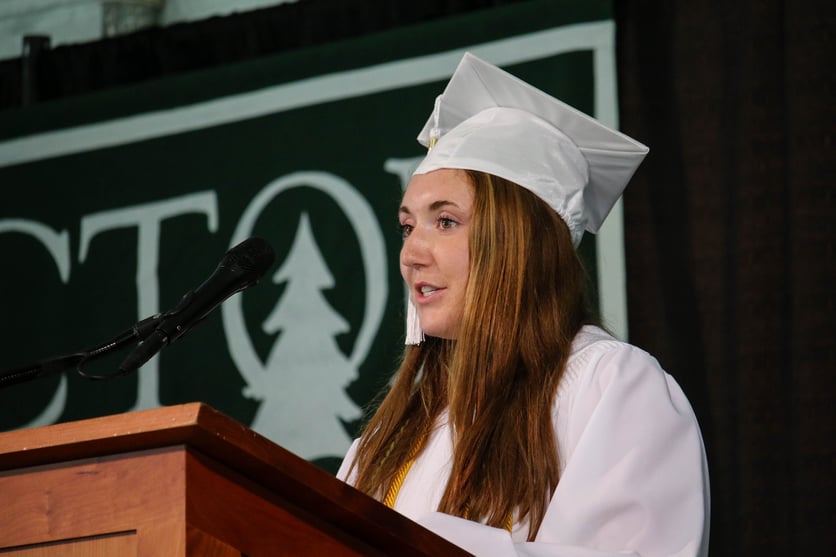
top-left (405, 297), bottom-right (425, 345)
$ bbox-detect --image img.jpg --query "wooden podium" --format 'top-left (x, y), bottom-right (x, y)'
top-left (0, 403), bottom-right (472, 556)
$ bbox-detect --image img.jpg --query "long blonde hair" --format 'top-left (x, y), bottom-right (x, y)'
top-left (350, 171), bottom-right (594, 540)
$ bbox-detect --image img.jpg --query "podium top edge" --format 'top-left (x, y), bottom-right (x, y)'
top-left (0, 403), bottom-right (252, 469)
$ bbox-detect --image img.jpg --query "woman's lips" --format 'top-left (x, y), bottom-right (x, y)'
top-left (415, 283), bottom-right (444, 303)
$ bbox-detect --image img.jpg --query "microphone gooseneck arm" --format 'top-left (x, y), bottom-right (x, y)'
top-left (0, 236), bottom-right (275, 389)
top-left (0, 313), bottom-right (162, 389)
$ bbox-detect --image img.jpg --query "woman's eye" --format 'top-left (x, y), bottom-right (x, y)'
top-left (399, 223), bottom-right (413, 238)
top-left (438, 217), bottom-right (457, 229)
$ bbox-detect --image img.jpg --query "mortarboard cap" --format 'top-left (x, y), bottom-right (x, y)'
top-left (414, 52), bottom-right (649, 246)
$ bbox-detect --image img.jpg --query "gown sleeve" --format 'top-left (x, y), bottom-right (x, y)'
top-left (413, 341), bottom-right (710, 557)
top-left (336, 438), bottom-right (360, 483)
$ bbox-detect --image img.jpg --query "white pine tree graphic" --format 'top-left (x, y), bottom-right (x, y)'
top-left (249, 212), bottom-right (359, 460)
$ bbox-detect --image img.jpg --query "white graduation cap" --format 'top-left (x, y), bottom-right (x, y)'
top-left (406, 52), bottom-right (649, 344)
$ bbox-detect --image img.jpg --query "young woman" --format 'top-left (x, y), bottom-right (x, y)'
top-left (338, 53), bottom-right (709, 557)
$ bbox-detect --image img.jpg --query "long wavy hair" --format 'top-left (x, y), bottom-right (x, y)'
top-left (349, 170), bottom-right (595, 540)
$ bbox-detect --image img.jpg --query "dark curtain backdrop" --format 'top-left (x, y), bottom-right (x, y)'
top-left (616, 1), bottom-right (835, 556)
top-left (1, 0), bottom-right (833, 555)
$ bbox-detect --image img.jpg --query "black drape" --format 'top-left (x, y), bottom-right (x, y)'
top-left (617, 1), bottom-right (835, 555)
top-left (0, 0), bottom-right (522, 108)
top-left (1, 0), bottom-right (833, 555)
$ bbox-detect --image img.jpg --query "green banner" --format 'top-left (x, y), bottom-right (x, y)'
top-left (0, 1), bottom-right (617, 472)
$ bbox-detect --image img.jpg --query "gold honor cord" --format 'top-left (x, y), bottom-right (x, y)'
top-left (382, 435), bottom-right (514, 534)
top-left (383, 434), bottom-right (425, 508)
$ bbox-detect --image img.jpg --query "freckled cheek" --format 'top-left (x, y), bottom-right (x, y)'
top-left (455, 248), bottom-right (471, 289)
top-left (398, 249), bottom-right (409, 280)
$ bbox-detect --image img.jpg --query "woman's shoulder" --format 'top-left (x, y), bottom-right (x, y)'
top-left (559, 325), bottom-right (666, 397)
top-left (567, 324), bottom-right (652, 367)
top-left (569, 324), bottom-right (621, 354)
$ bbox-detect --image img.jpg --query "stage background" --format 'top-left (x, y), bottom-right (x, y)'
top-left (0, 1), bottom-right (619, 472)
top-left (0, 1), bottom-right (833, 555)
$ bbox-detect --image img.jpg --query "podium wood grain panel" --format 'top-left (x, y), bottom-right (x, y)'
top-left (0, 448), bottom-right (185, 554)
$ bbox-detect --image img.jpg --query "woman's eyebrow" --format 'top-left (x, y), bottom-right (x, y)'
top-left (429, 200), bottom-right (459, 211)
top-left (399, 200), bottom-right (459, 214)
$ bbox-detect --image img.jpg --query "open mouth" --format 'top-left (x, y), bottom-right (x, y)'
top-left (415, 283), bottom-right (443, 301)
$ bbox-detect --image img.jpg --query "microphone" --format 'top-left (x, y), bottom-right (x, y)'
top-left (118, 237), bottom-right (275, 374)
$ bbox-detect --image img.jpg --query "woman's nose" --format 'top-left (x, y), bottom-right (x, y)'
top-left (400, 228), bottom-right (430, 269)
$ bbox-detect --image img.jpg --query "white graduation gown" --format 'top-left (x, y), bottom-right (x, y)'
top-left (337, 326), bottom-right (710, 557)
